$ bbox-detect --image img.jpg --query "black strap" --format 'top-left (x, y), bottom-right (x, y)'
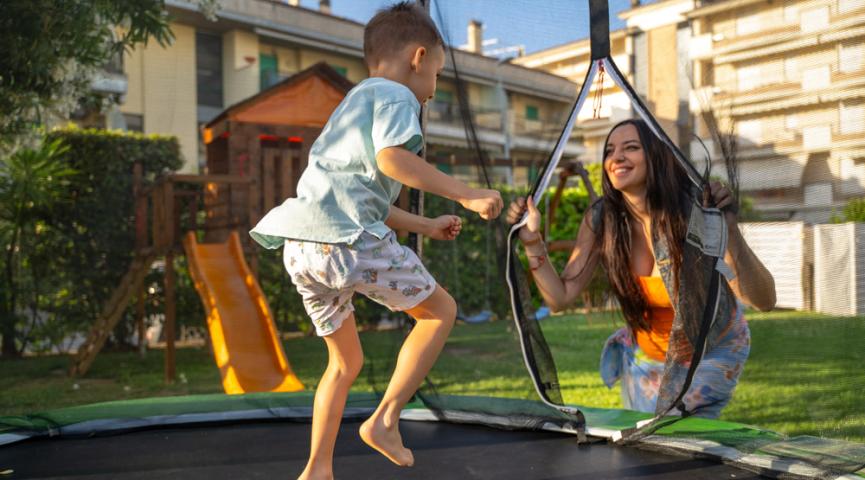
top-left (589, 0), bottom-right (610, 60)
top-left (668, 267), bottom-right (721, 417)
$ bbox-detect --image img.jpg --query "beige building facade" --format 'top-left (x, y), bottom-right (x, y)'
top-left (516, 0), bottom-right (865, 222)
top-left (113, 0), bottom-right (580, 180)
top-left (514, 0), bottom-right (696, 170)
top-left (689, 0), bottom-right (865, 222)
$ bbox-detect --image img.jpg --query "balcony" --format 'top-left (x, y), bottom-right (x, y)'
top-left (427, 100), bottom-right (568, 137)
top-left (690, 33), bottom-right (713, 61)
top-left (90, 70), bottom-right (128, 97)
top-left (427, 101), bottom-right (502, 131)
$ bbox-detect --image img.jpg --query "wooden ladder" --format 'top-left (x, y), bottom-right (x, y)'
top-left (69, 251), bottom-right (158, 377)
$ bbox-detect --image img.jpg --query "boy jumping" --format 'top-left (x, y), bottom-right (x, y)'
top-left (249, 3), bottom-right (503, 479)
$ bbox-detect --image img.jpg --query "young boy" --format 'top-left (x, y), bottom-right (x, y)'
top-left (249, 3), bottom-right (503, 479)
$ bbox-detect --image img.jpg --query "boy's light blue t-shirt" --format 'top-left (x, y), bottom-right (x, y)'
top-left (250, 77), bottom-right (423, 248)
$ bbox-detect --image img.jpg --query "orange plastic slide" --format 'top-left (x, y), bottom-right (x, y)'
top-left (184, 231), bottom-right (304, 394)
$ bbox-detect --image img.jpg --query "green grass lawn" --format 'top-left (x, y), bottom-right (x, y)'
top-left (1, 310), bottom-right (863, 444)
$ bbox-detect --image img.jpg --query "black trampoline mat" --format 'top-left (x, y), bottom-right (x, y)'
top-left (0, 419), bottom-right (763, 479)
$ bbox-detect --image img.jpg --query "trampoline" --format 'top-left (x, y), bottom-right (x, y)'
top-left (1, 418), bottom-right (760, 480)
top-left (3, 2), bottom-right (865, 480)
top-left (3, 392), bottom-right (861, 479)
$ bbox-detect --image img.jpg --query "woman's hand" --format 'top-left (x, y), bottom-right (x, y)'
top-left (707, 181), bottom-right (738, 225)
top-left (426, 215), bottom-right (462, 241)
top-left (506, 196), bottom-right (542, 243)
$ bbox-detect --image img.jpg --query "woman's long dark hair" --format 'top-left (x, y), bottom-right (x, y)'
top-left (595, 119), bottom-right (693, 332)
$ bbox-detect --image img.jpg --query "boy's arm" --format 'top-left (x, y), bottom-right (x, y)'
top-left (376, 147), bottom-right (472, 202)
top-left (376, 147), bottom-right (503, 219)
top-left (385, 204), bottom-right (433, 236)
top-left (386, 205), bottom-right (462, 241)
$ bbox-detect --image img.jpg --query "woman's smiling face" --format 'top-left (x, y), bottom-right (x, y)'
top-left (604, 123), bottom-right (648, 196)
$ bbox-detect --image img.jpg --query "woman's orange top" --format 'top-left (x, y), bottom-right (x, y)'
top-left (634, 276), bottom-right (674, 362)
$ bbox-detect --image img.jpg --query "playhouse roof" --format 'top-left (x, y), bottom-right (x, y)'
top-left (203, 62), bottom-right (355, 142)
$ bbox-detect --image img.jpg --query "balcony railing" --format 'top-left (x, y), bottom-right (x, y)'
top-left (427, 100), bottom-right (566, 137)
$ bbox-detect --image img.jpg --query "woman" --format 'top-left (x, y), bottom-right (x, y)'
top-left (507, 119), bottom-right (776, 418)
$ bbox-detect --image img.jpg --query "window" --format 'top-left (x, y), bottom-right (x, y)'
top-left (841, 157), bottom-right (856, 180)
top-left (737, 65), bottom-right (762, 90)
top-left (196, 32), bottom-right (223, 108)
top-left (525, 105), bottom-right (539, 121)
top-left (123, 113), bottom-right (143, 132)
top-left (803, 125), bottom-right (832, 150)
top-left (839, 43), bottom-right (864, 74)
top-left (801, 7), bottom-right (829, 33)
top-left (330, 64), bottom-right (348, 77)
top-left (839, 0), bottom-right (861, 14)
top-left (802, 66), bottom-right (830, 90)
top-left (804, 183), bottom-right (832, 206)
top-left (260, 54), bottom-right (279, 90)
top-left (738, 119), bottom-right (763, 144)
top-left (784, 5), bottom-right (799, 23)
top-left (840, 102), bottom-right (865, 134)
top-left (434, 90), bottom-right (454, 103)
top-left (784, 57), bottom-right (799, 82)
top-left (736, 14), bottom-right (761, 36)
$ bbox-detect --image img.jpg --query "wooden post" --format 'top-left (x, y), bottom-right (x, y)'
top-left (132, 162), bottom-right (148, 358)
top-left (164, 251), bottom-right (176, 384)
top-left (163, 180), bottom-right (176, 384)
top-left (137, 289), bottom-right (147, 358)
top-left (247, 180), bottom-right (259, 275)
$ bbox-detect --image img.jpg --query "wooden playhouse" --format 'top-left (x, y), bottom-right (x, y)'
top-left (202, 62), bottom-right (354, 236)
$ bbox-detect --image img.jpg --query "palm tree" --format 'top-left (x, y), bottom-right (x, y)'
top-left (0, 139), bottom-right (75, 356)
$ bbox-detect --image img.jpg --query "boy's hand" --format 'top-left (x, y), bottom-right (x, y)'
top-left (461, 189), bottom-right (503, 220)
top-left (506, 196), bottom-right (542, 243)
top-left (426, 215), bottom-right (462, 241)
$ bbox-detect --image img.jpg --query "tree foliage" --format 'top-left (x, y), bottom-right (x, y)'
top-left (0, 1), bottom-right (169, 139)
top-left (0, 127), bottom-right (182, 356)
top-left (0, 0), bottom-right (219, 144)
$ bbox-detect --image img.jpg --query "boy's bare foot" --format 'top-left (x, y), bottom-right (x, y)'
top-left (297, 464), bottom-right (333, 480)
top-left (359, 416), bottom-right (414, 467)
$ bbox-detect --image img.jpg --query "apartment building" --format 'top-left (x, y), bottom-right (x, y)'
top-left (517, 0), bottom-right (865, 222)
top-left (111, 0), bottom-right (580, 182)
top-left (514, 0), bottom-right (695, 169)
top-left (690, 0), bottom-right (865, 222)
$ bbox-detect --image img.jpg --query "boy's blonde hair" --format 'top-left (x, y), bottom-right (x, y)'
top-left (363, 2), bottom-right (444, 68)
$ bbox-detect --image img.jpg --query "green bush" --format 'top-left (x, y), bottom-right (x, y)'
top-left (0, 126), bottom-right (183, 354)
top-left (832, 197), bottom-right (865, 223)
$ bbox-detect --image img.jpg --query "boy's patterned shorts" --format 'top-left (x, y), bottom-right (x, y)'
top-left (283, 231), bottom-right (436, 336)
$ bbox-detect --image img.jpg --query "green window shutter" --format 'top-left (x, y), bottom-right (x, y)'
top-left (260, 54), bottom-right (278, 90)
top-left (525, 105), bottom-right (539, 121)
top-left (331, 65), bottom-right (348, 77)
top-left (434, 90), bottom-right (454, 103)
top-left (528, 164), bottom-right (539, 184)
top-left (436, 163), bottom-right (452, 174)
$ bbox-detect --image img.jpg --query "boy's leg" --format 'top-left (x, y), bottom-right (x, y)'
top-left (299, 314), bottom-right (363, 480)
top-left (359, 285), bottom-right (456, 467)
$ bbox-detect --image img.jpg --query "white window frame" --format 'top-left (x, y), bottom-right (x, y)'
top-left (784, 5), bottom-right (799, 23)
top-left (839, 0), bottom-right (861, 14)
top-left (736, 14), bottom-right (762, 36)
top-left (738, 65), bottom-right (762, 90)
top-left (784, 57), bottom-right (799, 82)
top-left (840, 102), bottom-right (865, 135)
top-left (803, 125), bottom-right (832, 150)
top-left (839, 43), bottom-right (865, 74)
top-left (801, 7), bottom-right (830, 33)
top-left (802, 65), bottom-right (831, 90)
top-left (738, 119), bottom-right (763, 145)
